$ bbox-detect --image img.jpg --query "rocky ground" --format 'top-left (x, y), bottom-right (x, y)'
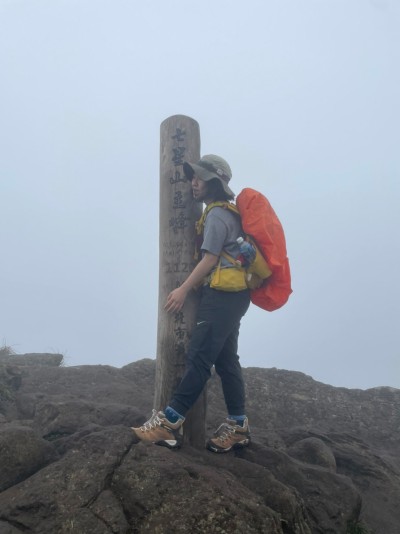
top-left (0, 351), bottom-right (399, 533)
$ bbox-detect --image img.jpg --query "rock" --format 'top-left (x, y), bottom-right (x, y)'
top-left (287, 437), bottom-right (337, 472)
top-left (0, 355), bottom-right (399, 533)
top-left (0, 365), bottom-right (22, 402)
top-left (0, 426), bottom-right (135, 533)
top-left (0, 520), bottom-right (24, 533)
top-left (0, 426), bottom-right (58, 491)
top-left (112, 443), bottom-right (284, 533)
top-left (89, 489), bottom-right (130, 533)
top-left (199, 448), bottom-right (312, 533)
top-left (244, 443), bottom-right (361, 533)
top-left (15, 363), bottom-right (153, 416)
top-left (0, 353), bottom-right (64, 367)
top-left (329, 432), bottom-right (400, 534)
top-left (33, 399), bottom-right (144, 438)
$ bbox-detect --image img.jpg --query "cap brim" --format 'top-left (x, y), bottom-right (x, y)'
top-left (183, 161), bottom-right (235, 197)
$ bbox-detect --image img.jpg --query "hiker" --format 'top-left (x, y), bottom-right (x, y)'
top-left (131, 155), bottom-right (251, 453)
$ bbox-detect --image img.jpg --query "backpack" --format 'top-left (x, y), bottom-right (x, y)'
top-left (236, 188), bottom-right (292, 311)
top-left (196, 188), bottom-right (292, 311)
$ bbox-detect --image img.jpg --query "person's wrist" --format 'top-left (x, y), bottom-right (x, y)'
top-left (180, 281), bottom-right (190, 292)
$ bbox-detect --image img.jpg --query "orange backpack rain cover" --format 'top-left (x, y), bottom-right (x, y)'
top-left (236, 188), bottom-right (292, 311)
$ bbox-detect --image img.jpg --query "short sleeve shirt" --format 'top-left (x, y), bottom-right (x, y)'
top-left (201, 207), bottom-right (242, 266)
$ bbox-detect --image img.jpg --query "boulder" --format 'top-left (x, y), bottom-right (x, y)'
top-left (0, 355), bottom-right (398, 533)
top-left (0, 353), bottom-right (63, 367)
top-left (112, 443), bottom-right (284, 533)
top-left (287, 437), bottom-right (337, 472)
top-left (0, 425), bottom-right (58, 492)
top-left (0, 426), bottom-right (134, 533)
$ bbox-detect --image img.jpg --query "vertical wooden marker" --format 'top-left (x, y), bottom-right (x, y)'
top-left (155, 115), bottom-right (206, 448)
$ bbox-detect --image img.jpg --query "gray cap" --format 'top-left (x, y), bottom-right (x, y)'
top-left (183, 154), bottom-right (235, 198)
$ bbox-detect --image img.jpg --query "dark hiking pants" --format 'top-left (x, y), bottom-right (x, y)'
top-left (169, 285), bottom-right (250, 417)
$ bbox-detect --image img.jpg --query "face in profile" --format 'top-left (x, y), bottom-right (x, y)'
top-left (191, 175), bottom-right (209, 203)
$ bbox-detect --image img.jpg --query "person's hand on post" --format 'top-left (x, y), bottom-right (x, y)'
top-left (164, 252), bottom-right (219, 313)
top-left (165, 286), bottom-right (189, 313)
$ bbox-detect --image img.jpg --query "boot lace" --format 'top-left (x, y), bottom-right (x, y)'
top-left (140, 409), bottom-right (163, 432)
top-left (214, 423), bottom-right (235, 443)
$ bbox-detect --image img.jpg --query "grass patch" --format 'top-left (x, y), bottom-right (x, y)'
top-left (0, 344), bottom-right (19, 400)
top-left (0, 344), bottom-right (16, 358)
top-left (347, 521), bottom-right (373, 534)
top-left (0, 366), bottom-right (14, 400)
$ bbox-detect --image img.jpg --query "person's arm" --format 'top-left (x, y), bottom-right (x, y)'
top-left (164, 252), bottom-right (219, 313)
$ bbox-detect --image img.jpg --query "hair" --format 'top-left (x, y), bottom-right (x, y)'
top-left (206, 178), bottom-right (234, 201)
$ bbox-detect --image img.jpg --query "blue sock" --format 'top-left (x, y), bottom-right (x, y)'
top-left (164, 406), bottom-right (184, 424)
top-left (228, 414), bottom-right (246, 427)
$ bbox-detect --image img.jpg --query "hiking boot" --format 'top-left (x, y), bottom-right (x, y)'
top-left (206, 417), bottom-right (251, 453)
top-left (131, 409), bottom-right (184, 449)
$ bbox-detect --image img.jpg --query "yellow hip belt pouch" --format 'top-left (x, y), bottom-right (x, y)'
top-left (207, 246), bottom-right (272, 292)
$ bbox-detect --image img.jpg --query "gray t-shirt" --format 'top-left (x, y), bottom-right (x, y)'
top-left (201, 207), bottom-right (242, 267)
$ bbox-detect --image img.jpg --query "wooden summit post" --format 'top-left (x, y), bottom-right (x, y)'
top-left (155, 115), bottom-right (206, 448)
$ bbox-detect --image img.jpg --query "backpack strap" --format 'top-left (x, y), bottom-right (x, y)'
top-left (220, 250), bottom-right (240, 267)
top-left (194, 201), bottom-right (240, 260)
